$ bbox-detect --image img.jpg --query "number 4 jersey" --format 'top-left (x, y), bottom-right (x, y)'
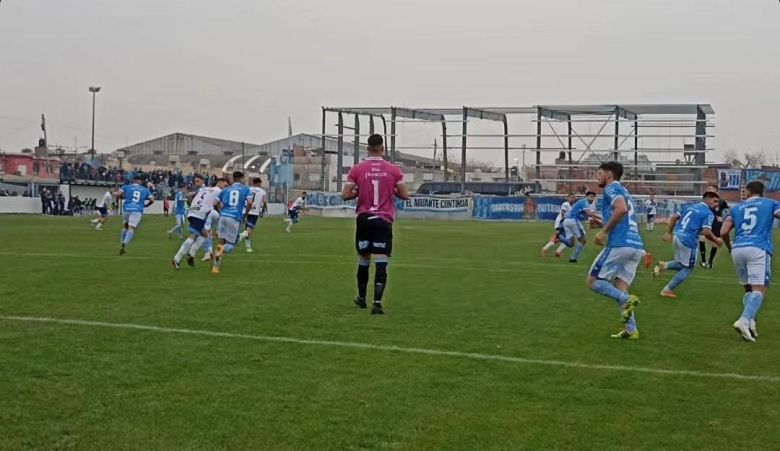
top-left (346, 157), bottom-right (404, 223)
top-left (730, 197), bottom-right (780, 255)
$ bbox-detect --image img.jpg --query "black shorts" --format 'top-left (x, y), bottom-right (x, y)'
top-left (647, 213), bottom-right (656, 222)
top-left (711, 223), bottom-right (723, 237)
top-left (246, 214), bottom-right (259, 229)
top-left (355, 214), bottom-right (393, 256)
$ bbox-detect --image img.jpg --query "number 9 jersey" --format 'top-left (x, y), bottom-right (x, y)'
top-left (729, 197), bottom-right (780, 255)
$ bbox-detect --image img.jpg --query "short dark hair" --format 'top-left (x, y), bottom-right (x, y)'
top-left (232, 171), bottom-right (244, 179)
top-left (194, 174), bottom-right (204, 180)
top-left (252, 177), bottom-right (262, 184)
top-left (367, 134), bottom-right (383, 148)
top-left (746, 180), bottom-right (765, 196)
top-left (217, 177), bottom-right (229, 183)
top-left (707, 184), bottom-right (719, 191)
top-left (585, 191), bottom-right (596, 196)
top-left (598, 161), bottom-right (624, 181)
top-left (702, 191), bottom-right (720, 200)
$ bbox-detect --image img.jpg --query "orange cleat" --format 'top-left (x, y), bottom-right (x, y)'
top-left (644, 252), bottom-right (653, 269)
top-left (660, 290), bottom-right (677, 299)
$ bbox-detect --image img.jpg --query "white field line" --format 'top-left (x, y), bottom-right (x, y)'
top-left (1, 315), bottom-right (777, 383)
top-left (0, 251), bottom-right (742, 285)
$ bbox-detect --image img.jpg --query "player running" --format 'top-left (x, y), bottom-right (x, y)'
top-left (238, 178), bottom-right (268, 253)
top-left (654, 192), bottom-right (723, 298)
top-left (342, 134), bottom-right (409, 315)
top-left (167, 187), bottom-right (187, 240)
top-left (211, 171), bottom-right (252, 275)
top-left (541, 194), bottom-right (574, 257)
top-left (559, 191), bottom-right (597, 263)
top-left (644, 194), bottom-right (657, 232)
top-left (89, 189), bottom-right (114, 231)
top-left (114, 176), bottom-right (154, 255)
top-left (171, 176), bottom-right (227, 269)
top-left (587, 162), bottom-right (643, 340)
top-left (699, 184), bottom-right (729, 268)
top-left (284, 192), bottom-right (306, 233)
top-left (721, 180), bottom-right (780, 342)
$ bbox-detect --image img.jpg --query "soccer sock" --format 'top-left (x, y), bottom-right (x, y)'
top-left (699, 242), bottom-right (707, 263)
top-left (666, 261), bottom-right (683, 271)
top-left (175, 238), bottom-right (195, 262)
top-left (123, 230), bottom-right (134, 245)
top-left (571, 243), bottom-right (584, 260)
top-left (95, 223), bottom-right (102, 230)
top-left (708, 247), bottom-right (718, 266)
top-left (625, 312), bottom-right (637, 333)
top-left (245, 239), bottom-right (252, 250)
top-left (542, 241), bottom-right (555, 252)
top-left (120, 229), bottom-right (127, 243)
top-left (357, 259), bottom-right (370, 299)
top-left (591, 280), bottom-right (630, 305)
top-left (202, 236), bottom-right (213, 253)
top-left (556, 243), bottom-right (567, 254)
top-left (188, 236), bottom-right (205, 257)
top-left (374, 257), bottom-right (389, 303)
top-left (742, 292), bottom-right (764, 321)
top-left (665, 267), bottom-right (692, 291)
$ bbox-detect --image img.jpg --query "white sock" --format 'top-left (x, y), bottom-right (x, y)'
top-left (174, 238), bottom-right (195, 263)
top-left (542, 241), bottom-right (555, 251)
top-left (556, 243), bottom-right (567, 253)
top-left (189, 236), bottom-right (206, 257)
top-left (96, 223), bottom-right (102, 230)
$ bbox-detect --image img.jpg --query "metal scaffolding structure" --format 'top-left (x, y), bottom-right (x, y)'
top-left (320, 104), bottom-right (714, 194)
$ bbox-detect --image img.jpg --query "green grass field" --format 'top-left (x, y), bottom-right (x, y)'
top-left (1, 214), bottom-right (779, 450)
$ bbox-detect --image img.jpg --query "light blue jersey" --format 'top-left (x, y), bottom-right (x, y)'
top-left (566, 198), bottom-right (592, 222)
top-left (218, 184), bottom-right (251, 221)
top-left (600, 181), bottom-right (643, 249)
top-left (174, 191), bottom-right (186, 215)
top-left (673, 202), bottom-right (715, 248)
top-left (121, 184), bottom-right (151, 213)
top-left (730, 197), bottom-right (780, 255)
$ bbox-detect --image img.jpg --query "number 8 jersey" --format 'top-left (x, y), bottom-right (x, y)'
top-left (729, 197), bottom-right (780, 255)
top-left (600, 181), bottom-right (644, 249)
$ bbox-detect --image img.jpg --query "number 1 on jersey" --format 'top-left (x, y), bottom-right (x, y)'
top-left (371, 179), bottom-right (379, 208)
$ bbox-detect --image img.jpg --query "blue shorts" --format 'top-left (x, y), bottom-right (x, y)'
top-left (589, 246), bottom-right (643, 285)
top-left (246, 214), bottom-right (259, 230)
top-left (289, 208), bottom-right (300, 223)
top-left (188, 216), bottom-right (206, 235)
top-left (98, 206), bottom-right (108, 217)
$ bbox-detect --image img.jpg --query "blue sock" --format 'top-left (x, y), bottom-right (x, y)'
top-left (591, 280), bottom-right (630, 305)
top-left (224, 243), bottom-right (235, 254)
top-left (625, 312), bottom-right (637, 333)
top-left (120, 229), bottom-right (126, 243)
top-left (666, 261), bottom-right (683, 271)
top-left (123, 230), bottom-right (134, 245)
top-left (742, 292), bottom-right (764, 320)
top-left (571, 244), bottom-right (584, 260)
top-left (666, 267), bottom-right (692, 290)
top-left (202, 236), bottom-right (212, 253)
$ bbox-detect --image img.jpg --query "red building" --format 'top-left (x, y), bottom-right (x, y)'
top-left (0, 153), bottom-right (60, 184)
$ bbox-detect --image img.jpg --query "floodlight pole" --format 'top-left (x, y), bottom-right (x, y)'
top-left (613, 107), bottom-right (620, 162)
top-left (568, 116), bottom-right (573, 193)
top-left (535, 107), bottom-right (542, 180)
top-left (337, 112), bottom-right (344, 192)
top-left (441, 119), bottom-right (448, 181)
top-left (354, 114), bottom-right (360, 167)
top-left (320, 108), bottom-right (327, 191)
top-left (390, 107), bottom-right (397, 163)
top-left (88, 86), bottom-right (101, 158)
top-left (503, 116), bottom-right (509, 182)
top-left (460, 107), bottom-right (468, 193)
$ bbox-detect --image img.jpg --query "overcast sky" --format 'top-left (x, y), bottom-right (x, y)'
top-left (1, 0), bottom-right (778, 164)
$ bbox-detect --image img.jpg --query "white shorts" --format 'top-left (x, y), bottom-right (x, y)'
top-left (732, 247), bottom-right (771, 287)
top-left (218, 216), bottom-right (241, 244)
top-left (204, 210), bottom-right (220, 231)
top-left (122, 212), bottom-right (143, 228)
top-left (563, 218), bottom-right (585, 241)
top-left (673, 236), bottom-right (697, 268)
top-left (589, 246), bottom-right (643, 284)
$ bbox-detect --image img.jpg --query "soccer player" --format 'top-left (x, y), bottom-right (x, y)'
top-left (171, 176), bottom-right (227, 269)
top-left (211, 171), bottom-right (252, 275)
top-left (587, 162), bottom-right (643, 339)
top-left (560, 191), bottom-right (597, 263)
top-left (284, 192), bottom-right (307, 233)
top-left (653, 192), bottom-right (723, 298)
top-left (200, 209), bottom-right (220, 261)
top-left (239, 178), bottom-right (268, 253)
top-left (699, 184), bottom-right (729, 268)
top-left (114, 176), bottom-right (154, 255)
top-left (721, 180), bottom-right (780, 342)
top-left (541, 194), bottom-right (574, 257)
top-left (342, 134), bottom-right (409, 314)
top-left (167, 187), bottom-right (187, 240)
top-left (644, 194), bottom-right (657, 232)
top-left (89, 189), bottom-right (113, 230)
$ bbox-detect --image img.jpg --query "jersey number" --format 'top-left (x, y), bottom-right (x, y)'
top-left (680, 211), bottom-right (694, 230)
top-left (627, 199), bottom-right (638, 231)
top-left (228, 190), bottom-right (240, 207)
top-left (741, 207), bottom-right (758, 233)
top-left (131, 191), bottom-right (141, 203)
top-left (371, 179), bottom-right (380, 208)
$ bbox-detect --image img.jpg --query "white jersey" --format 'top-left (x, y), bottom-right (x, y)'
top-left (97, 191), bottom-right (112, 208)
top-left (290, 196), bottom-right (305, 210)
top-left (187, 186), bottom-right (222, 220)
top-left (644, 199), bottom-right (657, 216)
top-left (248, 187), bottom-right (267, 215)
top-left (555, 201), bottom-right (572, 229)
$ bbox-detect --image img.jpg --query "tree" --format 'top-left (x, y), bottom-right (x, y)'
top-left (743, 151), bottom-right (767, 169)
top-left (722, 149), bottom-right (743, 168)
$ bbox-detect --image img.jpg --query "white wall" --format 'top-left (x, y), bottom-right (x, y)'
top-left (0, 197), bottom-right (40, 214)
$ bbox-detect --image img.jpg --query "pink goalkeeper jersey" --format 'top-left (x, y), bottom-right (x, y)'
top-left (347, 157), bottom-right (404, 223)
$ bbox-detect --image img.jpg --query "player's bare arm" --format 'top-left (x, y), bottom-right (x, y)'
top-left (395, 182), bottom-right (410, 200)
top-left (342, 182), bottom-right (358, 201)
